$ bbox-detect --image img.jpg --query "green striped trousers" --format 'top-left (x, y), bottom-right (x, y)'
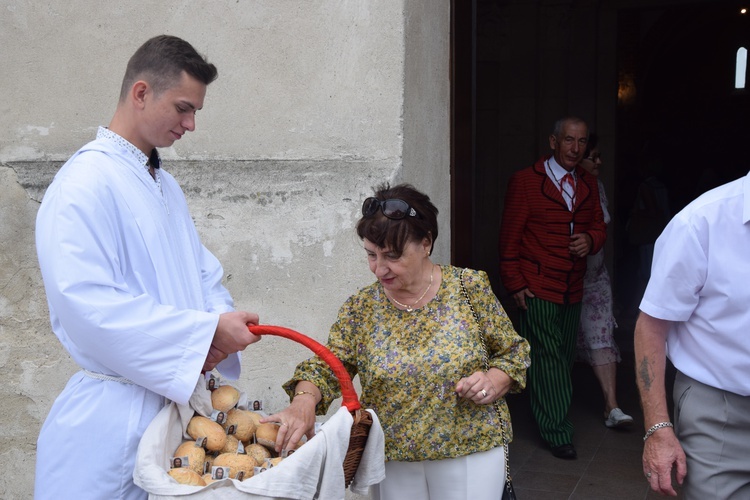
top-left (519, 296), bottom-right (582, 447)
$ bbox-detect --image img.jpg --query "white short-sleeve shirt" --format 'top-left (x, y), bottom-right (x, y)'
top-left (640, 170), bottom-right (750, 396)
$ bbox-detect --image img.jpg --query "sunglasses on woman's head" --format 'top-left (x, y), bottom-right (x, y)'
top-left (362, 197), bottom-right (419, 220)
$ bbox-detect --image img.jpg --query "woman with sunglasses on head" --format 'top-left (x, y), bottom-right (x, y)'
top-left (576, 134), bottom-right (633, 429)
top-left (264, 183), bottom-right (530, 500)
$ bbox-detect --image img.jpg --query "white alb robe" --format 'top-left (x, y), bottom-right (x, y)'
top-left (34, 135), bottom-right (240, 500)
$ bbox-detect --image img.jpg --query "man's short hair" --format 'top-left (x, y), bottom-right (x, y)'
top-left (552, 116), bottom-right (588, 139)
top-left (119, 35), bottom-right (218, 101)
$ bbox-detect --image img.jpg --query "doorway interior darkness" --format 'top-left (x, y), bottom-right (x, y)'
top-left (451, 0), bottom-right (750, 326)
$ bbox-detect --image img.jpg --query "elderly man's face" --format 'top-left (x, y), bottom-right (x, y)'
top-left (550, 121), bottom-right (588, 171)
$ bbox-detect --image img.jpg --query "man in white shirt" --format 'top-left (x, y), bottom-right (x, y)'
top-left (635, 170), bottom-right (750, 498)
top-left (34, 35), bottom-right (261, 499)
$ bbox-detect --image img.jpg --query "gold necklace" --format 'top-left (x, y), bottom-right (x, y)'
top-left (387, 265), bottom-right (434, 312)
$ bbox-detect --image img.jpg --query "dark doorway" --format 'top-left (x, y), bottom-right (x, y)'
top-left (450, 0), bottom-right (750, 327)
top-left (614, 3), bottom-right (750, 326)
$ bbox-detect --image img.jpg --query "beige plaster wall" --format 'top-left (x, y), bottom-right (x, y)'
top-left (0, 1), bottom-right (450, 498)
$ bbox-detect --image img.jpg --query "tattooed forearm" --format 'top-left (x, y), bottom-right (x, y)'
top-left (638, 357), bottom-right (654, 391)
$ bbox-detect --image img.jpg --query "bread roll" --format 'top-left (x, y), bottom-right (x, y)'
top-left (245, 443), bottom-right (272, 465)
top-left (211, 385), bottom-right (240, 412)
top-left (187, 415), bottom-right (227, 452)
top-left (173, 441), bottom-right (206, 475)
top-left (254, 422), bottom-right (280, 449)
top-left (168, 467), bottom-right (206, 486)
top-left (214, 453), bottom-right (256, 480)
top-left (246, 411), bottom-right (263, 428)
top-left (224, 409), bottom-right (257, 443)
top-left (220, 434), bottom-right (242, 454)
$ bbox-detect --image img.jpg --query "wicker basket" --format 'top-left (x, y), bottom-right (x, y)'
top-left (248, 325), bottom-right (373, 488)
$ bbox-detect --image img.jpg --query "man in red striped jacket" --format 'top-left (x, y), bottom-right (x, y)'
top-left (499, 116), bottom-right (607, 460)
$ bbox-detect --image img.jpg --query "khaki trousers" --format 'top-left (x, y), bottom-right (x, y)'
top-left (674, 371), bottom-right (750, 499)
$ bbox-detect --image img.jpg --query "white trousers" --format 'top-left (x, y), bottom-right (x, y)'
top-left (370, 446), bottom-right (506, 500)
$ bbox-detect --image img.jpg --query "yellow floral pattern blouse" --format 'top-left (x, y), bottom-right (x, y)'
top-left (283, 265), bottom-right (530, 462)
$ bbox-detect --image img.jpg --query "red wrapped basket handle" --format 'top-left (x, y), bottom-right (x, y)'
top-left (248, 324), bottom-right (361, 412)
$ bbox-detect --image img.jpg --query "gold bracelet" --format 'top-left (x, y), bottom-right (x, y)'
top-left (294, 390), bottom-right (316, 399)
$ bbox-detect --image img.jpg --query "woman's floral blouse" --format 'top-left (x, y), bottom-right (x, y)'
top-left (283, 265), bottom-right (530, 462)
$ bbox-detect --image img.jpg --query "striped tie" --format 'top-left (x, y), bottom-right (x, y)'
top-left (561, 173), bottom-right (575, 211)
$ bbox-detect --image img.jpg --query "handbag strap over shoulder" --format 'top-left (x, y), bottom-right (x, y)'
top-left (459, 268), bottom-right (512, 484)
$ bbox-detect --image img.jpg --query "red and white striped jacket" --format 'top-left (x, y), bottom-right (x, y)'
top-left (499, 155), bottom-right (607, 305)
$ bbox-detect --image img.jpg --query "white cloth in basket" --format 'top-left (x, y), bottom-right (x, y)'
top-left (134, 389), bottom-right (385, 500)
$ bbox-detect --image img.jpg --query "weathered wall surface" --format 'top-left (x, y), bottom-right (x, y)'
top-left (0, 1), bottom-right (450, 498)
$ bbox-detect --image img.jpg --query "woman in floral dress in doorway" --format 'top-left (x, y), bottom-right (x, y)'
top-left (577, 134), bottom-right (633, 428)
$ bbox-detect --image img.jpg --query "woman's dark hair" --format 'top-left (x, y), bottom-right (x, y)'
top-left (356, 183), bottom-right (439, 257)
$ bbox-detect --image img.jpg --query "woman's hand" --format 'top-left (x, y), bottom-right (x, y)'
top-left (455, 368), bottom-right (512, 404)
top-left (260, 383), bottom-right (320, 453)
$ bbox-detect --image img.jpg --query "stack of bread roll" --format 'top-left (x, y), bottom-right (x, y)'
top-left (167, 383), bottom-right (296, 486)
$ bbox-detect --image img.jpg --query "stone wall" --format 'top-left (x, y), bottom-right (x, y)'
top-left (0, 1), bottom-right (450, 497)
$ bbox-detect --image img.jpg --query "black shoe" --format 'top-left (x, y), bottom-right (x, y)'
top-left (551, 443), bottom-right (577, 460)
